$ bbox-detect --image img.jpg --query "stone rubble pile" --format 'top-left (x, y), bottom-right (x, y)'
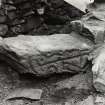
top-left (0, 0), bottom-right (83, 37)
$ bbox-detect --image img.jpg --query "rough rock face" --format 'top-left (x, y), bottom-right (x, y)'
top-left (89, 43), bottom-right (105, 93)
top-left (71, 10), bottom-right (105, 44)
top-left (4, 68), bottom-right (93, 105)
top-left (64, 0), bottom-right (94, 13)
top-left (0, 32), bottom-right (93, 76)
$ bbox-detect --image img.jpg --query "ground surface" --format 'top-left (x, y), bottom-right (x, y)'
top-left (0, 62), bottom-right (94, 105)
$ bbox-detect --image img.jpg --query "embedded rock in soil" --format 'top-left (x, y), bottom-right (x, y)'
top-left (71, 10), bottom-right (105, 44)
top-left (0, 32), bottom-right (93, 76)
top-left (6, 88), bottom-right (42, 100)
top-left (65, 95), bottom-right (94, 105)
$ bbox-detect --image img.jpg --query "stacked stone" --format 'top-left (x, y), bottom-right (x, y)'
top-left (0, 0), bottom-right (84, 37)
top-left (0, 0), bottom-right (8, 37)
top-left (1, 0), bottom-right (42, 36)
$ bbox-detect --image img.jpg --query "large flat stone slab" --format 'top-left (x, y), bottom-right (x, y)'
top-left (0, 32), bottom-right (93, 76)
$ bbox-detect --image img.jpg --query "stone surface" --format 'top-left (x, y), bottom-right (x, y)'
top-left (0, 63), bottom-right (20, 105)
top-left (54, 67), bottom-right (93, 91)
top-left (76, 95), bottom-right (94, 105)
top-left (40, 69), bottom-right (94, 105)
top-left (6, 88), bottom-right (42, 100)
top-left (0, 15), bottom-right (7, 23)
top-left (71, 10), bottom-right (105, 44)
top-left (95, 95), bottom-right (105, 105)
top-left (65, 95), bottom-right (94, 105)
top-left (64, 0), bottom-right (94, 12)
top-left (0, 32), bottom-right (93, 76)
top-left (89, 43), bottom-right (105, 92)
top-left (0, 0), bottom-right (84, 36)
top-left (0, 24), bottom-right (8, 37)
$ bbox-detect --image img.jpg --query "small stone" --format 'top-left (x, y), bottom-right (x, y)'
top-left (1, 32), bottom-right (93, 76)
top-left (76, 95), bottom-right (94, 105)
top-left (11, 25), bottom-right (23, 34)
top-left (64, 0), bottom-right (94, 12)
top-left (11, 18), bottom-right (26, 26)
top-left (64, 95), bottom-right (94, 105)
top-left (6, 88), bottom-right (43, 100)
top-left (7, 11), bottom-right (17, 20)
top-left (0, 15), bottom-right (7, 23)
top-left (0, 24), bottom-right (8, 37)
top-left (37, 7), bottom-right (45, 15)
top-left (5, 5), bottom-right (16, 11)
top-left (18, 2), bottom-right (32, 10)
